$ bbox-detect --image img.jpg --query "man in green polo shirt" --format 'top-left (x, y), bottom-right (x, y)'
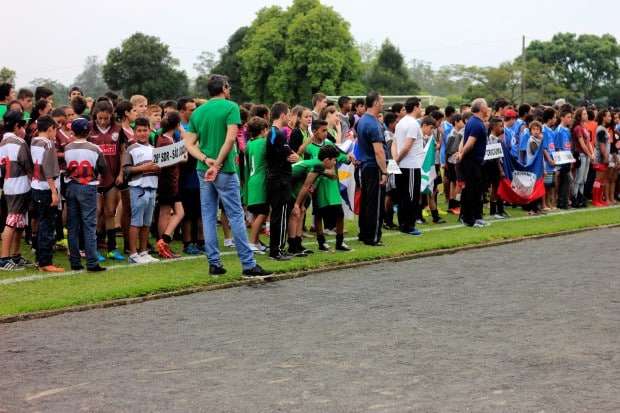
top-left (182, 74), bottom-right (270, 278)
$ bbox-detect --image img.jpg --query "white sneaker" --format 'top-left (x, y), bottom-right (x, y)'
top-left (129, 253), bottom-right (145, 264)
top-left (324, 229), bottom-right (337, 236)
top-left (224, 238), bottom-right (235, 248)
top-left (249, 243), bottom-right (266, 255)
top-left (140, 251), bottom-right (159, 262)
top-left (493, 214), bottom-right (505, 220)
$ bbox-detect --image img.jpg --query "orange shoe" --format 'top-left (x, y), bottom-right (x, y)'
top-left (156, 239), bottom-right (174, 259)
top-left (40, 265), bottom-right (65, 273)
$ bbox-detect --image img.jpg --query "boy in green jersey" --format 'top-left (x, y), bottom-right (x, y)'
top-left (292, 142), bottom-right (351, 252)
top-left (244, 116), bottom-right (270, 254)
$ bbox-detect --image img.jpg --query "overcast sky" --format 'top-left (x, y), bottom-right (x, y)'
top-left (4, 0), bottom-right (620, 88)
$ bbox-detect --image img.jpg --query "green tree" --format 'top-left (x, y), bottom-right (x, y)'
top-left (198, 26), bottom-right (250, 101)
top-left (0, 67), bottom-right (16, 84)
top-left (103, 32), bottom-right (189, 101)
top-left (73, 56), bottom-right (109, 98)
top-left (193, 51), bottom-right (217, 77)
top-left (526, 33), bottom-right (620, 100)
top-left (29, 78), bottom-right (69, 101)
top-left (237, 0), bottom-right (363, 104)
top-left (364, 40), bottom-right (419, 95)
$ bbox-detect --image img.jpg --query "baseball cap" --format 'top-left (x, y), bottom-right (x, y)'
top-left (504, 109), bottom-right (517, 119)
top-left (71, 117), bottom-right (90, 135)
top-left (2, 110), bottom-right (27, 130)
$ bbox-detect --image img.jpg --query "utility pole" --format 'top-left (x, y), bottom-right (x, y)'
top-left (521, 35), bottom-right (526, 104)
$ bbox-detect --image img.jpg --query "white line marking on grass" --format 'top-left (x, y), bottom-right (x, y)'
top-left (1, 205), bottom-right (618, 286)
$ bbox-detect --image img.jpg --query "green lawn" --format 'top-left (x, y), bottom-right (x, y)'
top-left (0, 205), bottom-right (618, 318)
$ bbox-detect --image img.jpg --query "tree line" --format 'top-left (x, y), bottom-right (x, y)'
top-left (2, 0), bottom-right (619, 107)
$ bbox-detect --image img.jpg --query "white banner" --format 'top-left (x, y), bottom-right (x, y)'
top-left (552, 150), bottom-right (576, 165)
top-left (484, 142), bottom-right (503, 160)
top-left (152, 141), bottom-right (188, 167)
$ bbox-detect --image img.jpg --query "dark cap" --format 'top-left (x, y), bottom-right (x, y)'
top-left (71, 117), bottom-right (90, 135)
top-left (2, 110), bottom-right (27, 130)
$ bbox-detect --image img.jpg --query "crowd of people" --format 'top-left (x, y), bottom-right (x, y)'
top-left (0, 76), bottom-right (618, 275)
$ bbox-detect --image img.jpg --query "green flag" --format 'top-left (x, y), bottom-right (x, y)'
top-left (420, 138), bottom-right (436, 195)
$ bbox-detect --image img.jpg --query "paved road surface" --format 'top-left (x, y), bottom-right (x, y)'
top-left (2, 228), bottom-right (620, 412)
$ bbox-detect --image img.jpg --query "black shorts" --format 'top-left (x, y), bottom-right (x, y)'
top-left (434, 164), bottom-right (442, 187)
top-left (5, 193), bottom-right (31, 215)
top-left (447, 163), bottom-right (457, 182)
top-left (247, 203), bottom-right (269, 216)
top-left (158, 192), bottom-right (181, 207)
top-left (316, 205), bottom-right (344, 220)
top-left (181, 188), bottom-right (201, 220)
top-left (483, 161), bottom-right (500, 186)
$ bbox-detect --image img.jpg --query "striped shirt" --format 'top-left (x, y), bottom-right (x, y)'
top-left (64, 140), bottom-right (108, 186)
top-left (123, 142), bottom-right (158, 189)
top-left (31, 136), bottom-right (60, 191)
top-left (0, 132), bottom-right (33, 195)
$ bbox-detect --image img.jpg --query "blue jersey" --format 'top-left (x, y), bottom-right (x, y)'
top-left (542, 125), bottom-right (557, 173)
top-left (440, 120), bottom-right (453, 165)
top-left (554, 125), bottom-right (572, 152)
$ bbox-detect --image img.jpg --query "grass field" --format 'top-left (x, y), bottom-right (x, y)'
top-left (0, 204), bottom-right (618, 318)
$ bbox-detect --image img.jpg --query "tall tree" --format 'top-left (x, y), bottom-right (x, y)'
top-left (102, 32), bottom-right (189, 101)
top-left (29, 78), bottom-right (69, 101)
top-left (237, 0), bottom-right (363, 104)
top-left (0, 67), bottom-right (16, 84)
top-left (198, 26), bottom-right (249, 101)
top-left (193, 51), bottom-right (217, 77)
top-left (73, 56), bottom-right (109, 98)
top-left (526, 33), bottom-right (620, 100)
top-left (364, 40), bottom-right (419, 95)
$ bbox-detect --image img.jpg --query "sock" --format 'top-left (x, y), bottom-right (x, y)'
top-left (497, 200), bottom-right (504, 214)
top-left (196, 239), bottom-right (205, 248)
top-left (317, 234), bottom-right (326, 247)
top-left (336, 234), bottom-right (344, 247)
top-left (431, 209), bottom-right (439, 221)
top-left (162, 234), bottom-right (172, 244)
top-left (490, 201), bottom-right (497, 215)
top-left (97, 231), bottom-right (105, 247)
top-left (448, 199), bottom-right (454, 209)
top-left (106, 229), bottom-right (117, 251)
top-left (183, 241), bottom-right (191, 248)
top-left (288, 236), bottom-right (297, 252)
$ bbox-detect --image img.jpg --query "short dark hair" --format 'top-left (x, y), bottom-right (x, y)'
top-left (35, 86), bottom-right (53, 101)
top-left (404, 97), bottom-right (421, 114)
top-left (318, 144), bottom-right (340, 161)
top-left (312, 119), bottom-right (328, 132)
top-left (270, 102), bottom-right (289, 122)
top-left (596, 109), bottom-right (610, 126)
top-left (312, 92), bottom-right (327, 107)
top-left (354, 98), bottom-right (365, 108)
top-left (69, 86), bottom-right (83, 95)
top-left (542, 107), bottom-right (556, 123)
top-left (444, 105), bottom-right (456, 118)
top-left (134, 117), bottom-right (150, 129)
top-left (250, 104), bottom-right (269, 120)
top-left (518, 104), bottom-right (531, 118)
top-left (51, 107), bottom-right (67, 118)
top-left (365, 91), bottom-right (381, 109)
top-left (560, 109), bottom-right (573, 119)
top-left (247, 116), bottom-right (269, 138)
top-left (424, 105), bottom-right (439, 116)
top-left (160, 112), bottom-right (181, 132)
top-left (177, 97), bottom-right (195, 111)
top-left (459, 103), bottom-right (471, 112)
top-left (17, 88), bottom-right (33, 100)
top-left (420, 117), bottom-right (435, 128)
top-left (489, 116), bottom-right (503, 129)
top-left (207, 74), bottom-right (229, 97)
top-left (162, 100), bottom-right (177, 110)
top-left (493, 98), bottom-right (509, 112)
top-left (391, 103), bottom-right (404, 114)
top-left (383, 111), bottom-right (397, 127)
top-left (71, 95), bottom-right (87, 115)
top-left (337, 95), bottom-right (350, 108)
top-left (0, 83), bottom-right (13, 100)
top-left (104, 91), bottom-right (119, 107)
top-left (36, 115), bottom-right (56, 132)
top-left (450, 113), bottom-right (462, 125)
top-left (430, 110), bottom-right (444, 122)
top-left (92, 100), bottom-right (115, 124)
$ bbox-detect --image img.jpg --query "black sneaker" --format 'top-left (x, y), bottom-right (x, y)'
top-left (433, 218), bottom-right (446, 224)
top-left (242, 265), bottom-right (273, 277)
top-left (12, 256), bottom-right (35, 268)
top-left (335, 243), bottom-right (352, 251)
top-left (301, 248), bottom-right (314, 254)
top-left (269, 253), bottom-right (292, 261)
top-left (87, 265), bottom-right (107, 272)
top-left (209, 265), bottom-right (227, 275)
top-left (71, 264), bottom-right (85, 271)
top-left (0, 259), bottom-right (23, 271)
top-left (318, 244), bottom-right (330, 252)
top-left (363, 241), bottom-right (384, 247)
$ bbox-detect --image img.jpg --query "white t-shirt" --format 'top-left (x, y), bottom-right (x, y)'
top-left (394, 115), bottom-right (424, 169)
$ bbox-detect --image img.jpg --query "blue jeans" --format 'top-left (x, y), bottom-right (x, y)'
top-left (197, 171), bottom-right (255, 270)
top-left (66, 182), bottom-right (99, 268)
